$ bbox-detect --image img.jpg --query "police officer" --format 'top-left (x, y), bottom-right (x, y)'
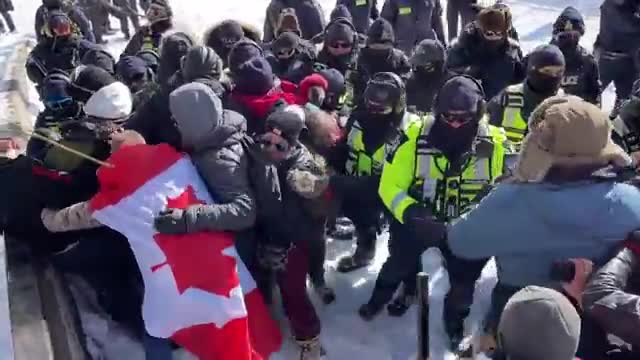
top-left (333, 72), bottom-right (415, 273)
top-left (334, 0), bottom-right (379, 34)
top-left (551, 7), bottom-right (600, 105)
top-left (488, 44), bottom-right (566, 149)
top-left (406, 39), bottom-right (450, 116)
top-left (363, 75), bottom-right (509, 321)
top-left (380, 0), bottom-right (446, 54)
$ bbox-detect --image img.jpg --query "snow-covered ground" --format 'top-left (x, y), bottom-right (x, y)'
top-left (0, 1), bottom-right (615, 359)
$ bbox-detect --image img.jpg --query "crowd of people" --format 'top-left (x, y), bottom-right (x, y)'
top-left (1, 0), bottom-right (640, 359)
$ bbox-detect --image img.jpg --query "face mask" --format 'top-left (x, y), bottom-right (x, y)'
top-left (555, 31), bottom-right (580, 51)
top-left (364, 46), bottom-right (391, 58)
top-left (527, 72), bottom-right (562, 94)
top-left (414, 62), bottom-right (444, 78)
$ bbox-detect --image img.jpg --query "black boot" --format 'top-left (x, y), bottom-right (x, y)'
top-left (337, 249), bottom-right (374, 273)
top-left (387, 292), bottom-right (415, 317)
top-left (312, 280), bottom-right (336, 305)
top-left (358, 302), bottom-right (384, 321)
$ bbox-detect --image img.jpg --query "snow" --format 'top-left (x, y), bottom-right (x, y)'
top-left (0, 0), bottom-right (616, 359)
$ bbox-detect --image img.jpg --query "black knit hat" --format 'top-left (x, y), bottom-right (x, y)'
top-left (272, 32), bottom-right (300, 53)
top-left (81, 49), bottom-right (116, 75)
top-left (69, 65), bottom-right (116, 103)
top-left (410, 39), bottom-right (446, 66)
top-left (326, 18), bottom-right (356, 45)
top-left (228, 39), bottom-right (264, 73)
top-left (366, 18), bottom-right (394, 46)
top-left (330, 5), bottom-right (353, 23)
top-left (553, 7), bottom-right (585, 35)
top-left (234, 56), bottom-right (274, 95)
top-left (319, 68), bottom-right (345, 95)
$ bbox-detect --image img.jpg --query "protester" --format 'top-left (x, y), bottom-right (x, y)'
top-left (204, 19), bottom-right (262, 69)
top-left (446, 3), bottom-right (524, 99)
top-left (35, 0), bottom-right (95, 42)
top-left (26, 10), bottom-right (95, 90)
top-left (265, 31), bottom-right (317, 83)
top-left (252, 108), bottom-right (329, 359)
top-left (316, 17), bottom-right (361, 76)
top-left (447, 95), bottom-right (639, 343)
top-left (81, 48), bottom-right (117, 75)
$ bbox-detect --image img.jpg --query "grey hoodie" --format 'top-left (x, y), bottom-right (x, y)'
top-left (169, 82), bottom-right (256, 232)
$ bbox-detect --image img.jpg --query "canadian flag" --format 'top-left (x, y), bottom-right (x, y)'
top-left (88, 143), bottom-right (282, 359)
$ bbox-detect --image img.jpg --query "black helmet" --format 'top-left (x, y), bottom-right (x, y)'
top-left (364, 72), bottom-right (406, 115)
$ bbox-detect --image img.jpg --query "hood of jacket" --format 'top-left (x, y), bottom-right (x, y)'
top-left (157, 32), bottom-right (194, 86)
top-left (81, 48), bottom-right (116, 75)
top-left (170, 82), bottom-right (245, 151)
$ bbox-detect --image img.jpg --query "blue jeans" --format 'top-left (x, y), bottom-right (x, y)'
top-left (143, 333), bottom-right (173, 360)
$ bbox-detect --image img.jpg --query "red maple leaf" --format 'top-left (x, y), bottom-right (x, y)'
top-left (151, 186), bottom-right (239, 297)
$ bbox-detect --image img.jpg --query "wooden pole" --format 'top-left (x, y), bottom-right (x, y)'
top-left (22, 129), bottom-right (113, 168)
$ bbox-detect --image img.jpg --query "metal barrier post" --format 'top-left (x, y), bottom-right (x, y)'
top-left (417, 272), bottom-right (429, 360)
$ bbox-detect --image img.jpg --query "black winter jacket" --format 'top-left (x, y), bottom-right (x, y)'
top-left (350, 47), bottom-right (411, 108)
top-left (252, 144), bottom-right (330, 247)
top-left (550, 43), bottom-right (601, 105)
top-left (406, 70), bottom-right (451, 115)
top-left (380, 0), bottom-right (446, 53)
top-left (26, 37), bottom-right (95, 88)
top-left (597, 0), bottom-right (640, 55)
top-left (34, 4), bottom-right (95, 43)
top-left (335, 0), bottom-right (379, 34)
top-left (584, 246), bottom-right (640, 351)
top-left (446, 22), bottom-right (525, 100)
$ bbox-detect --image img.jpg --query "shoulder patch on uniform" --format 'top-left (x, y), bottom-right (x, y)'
top-left (386, 131), bottom-right (409, 163)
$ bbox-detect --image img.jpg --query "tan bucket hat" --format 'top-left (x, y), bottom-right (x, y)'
top-left (514, 95), bottom-right (631, 182)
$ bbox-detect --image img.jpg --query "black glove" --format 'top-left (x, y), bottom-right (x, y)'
top-left (403, 204), bottom-right (446, 247)
top-left (257, 243), bottom-right (291, 273)
top-left (154, 208), bottom-right (189, 234)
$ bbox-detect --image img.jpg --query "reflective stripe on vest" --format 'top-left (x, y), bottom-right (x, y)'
top-left (501, 84), bottom-right (527, 144)
top-left (346, 122), bottom-right (386, 176)
top-left (414, 118), bottom-right (501, 220)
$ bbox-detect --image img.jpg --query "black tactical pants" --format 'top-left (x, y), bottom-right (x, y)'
top-left (447, 0), bottom-right (475, 41)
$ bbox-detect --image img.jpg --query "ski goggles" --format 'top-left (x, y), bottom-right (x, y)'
top-left (440, 112), bottom-right (475, 128)
top-left (366, 100), bottom-right (393, 115)
top-left (146, 5), bottom-right (170, 23)
top-left (327, 41), bottom-right (353, 50)
top-left (533, 65), bottom-right (565, 78)
top-left (45, 97), bottom-right (73, 110)
top-left (45, 18), bottom-right (72, 38)
top-left (414, 62), bottom-right (438, 72)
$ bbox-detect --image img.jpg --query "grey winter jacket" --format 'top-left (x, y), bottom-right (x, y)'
top-left (169, 82), bottom-right (255, 232)
top-left (263, 0), bottom-right (326, 42)
top-left (336, 0), bottom-right (379, 34)
top-left (380, 0), bottom-right (446, 53)
top-left (584, 246), bottom-right (640, 349)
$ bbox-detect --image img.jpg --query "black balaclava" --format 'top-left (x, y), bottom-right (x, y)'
top-left (429, 76), bottom-right (485, 160)
top-left (364, 18), bottom-right (395, 59)
top-left (319, 68), bottom-right (345, 111)
top-left (552, 7), bottom-right (585, 55)
top-left (410, 39), bottom-right (446, 82)
top-left (362, 72), bottom-right (405, 149)
top-left (526, 44), bottom-right (566, 96)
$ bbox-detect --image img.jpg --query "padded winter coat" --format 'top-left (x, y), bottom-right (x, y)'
top-left (584, 246), bottom-right (640, 350)
top-left (446, 22), bottom-right (525, 100)
top-left (170, 86), bottom-right (256, 232)
top-left (335, 0), bottom-right (379, 34)
top-left (597, 0), bottom-right (640, 55)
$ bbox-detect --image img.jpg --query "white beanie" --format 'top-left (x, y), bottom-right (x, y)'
top-left (84, 82), bottom-right (133, 120)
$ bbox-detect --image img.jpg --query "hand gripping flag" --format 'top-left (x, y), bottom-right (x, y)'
top-left (88, 144), bottom-right (282, 360)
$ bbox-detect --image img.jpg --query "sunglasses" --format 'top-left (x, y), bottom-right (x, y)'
top-left (46, 97), bottom-right (73, 110)
top-left (441, 113), bottom-right (474, 128)
top-left (366, 101), bottom-right (393, 115)
top-left (259, 138), bottom-right (289, 152)
top-left (555, 30), bottom-right (581, 41)
top-left (328, 41), bottom-right (353, 49)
